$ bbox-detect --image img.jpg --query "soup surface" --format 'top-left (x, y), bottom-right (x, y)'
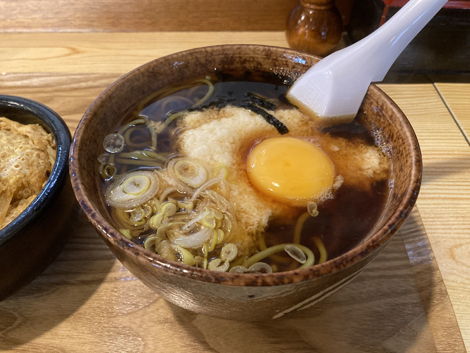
top-left (99, 72), bottom-right (392, 273)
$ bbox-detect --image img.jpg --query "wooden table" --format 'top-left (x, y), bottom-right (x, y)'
top-left (0, 32), bottom-right (469, 353)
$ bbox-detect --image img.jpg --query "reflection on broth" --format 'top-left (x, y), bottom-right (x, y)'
top-left (99, 73), bottom-right (392, 273)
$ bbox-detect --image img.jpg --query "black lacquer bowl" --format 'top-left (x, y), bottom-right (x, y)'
top-left (0, 95), bottom-right (80, 301)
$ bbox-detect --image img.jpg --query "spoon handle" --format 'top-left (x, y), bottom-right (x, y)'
top-left (368, 0), bottom-right (449, 81)
top-left (287, 0), bottom-right (448, 120)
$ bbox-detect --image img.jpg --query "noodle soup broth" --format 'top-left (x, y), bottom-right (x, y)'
top-left (99, 72), bottom-right (392, 273)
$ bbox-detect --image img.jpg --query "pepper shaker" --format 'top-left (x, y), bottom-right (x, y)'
top-left (286, 0), bottom-right (343, 56)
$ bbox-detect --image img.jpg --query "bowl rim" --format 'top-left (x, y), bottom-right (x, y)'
top-left (0, 95), bottom-right (71, 246)
top-left (70, 44), bottom-right (422, 287)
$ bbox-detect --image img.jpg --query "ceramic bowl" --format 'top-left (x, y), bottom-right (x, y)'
top-left (0, 95), bottom-right (80, 301)
top-left (70, 45), bottom-right (422, 321)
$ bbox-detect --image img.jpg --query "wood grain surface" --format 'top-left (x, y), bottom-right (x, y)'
top-left (379, 84), bottom-right (470, 349)
top-left (0, 33), bottom-right (469, 352)
top-left (434, 83), bottom-right (470, 143)
top-left (0, 0), bottom-right (297, 32)
top-left (0, 209), bottom-right (464, 352)
top-left (0, 73), bottom-right (120, 133)
top-left (0, 33), bottom-right (289, 74)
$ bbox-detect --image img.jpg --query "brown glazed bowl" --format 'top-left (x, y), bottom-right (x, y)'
top-left (0, 95), bottom-right (80, 301)
top-left (70, 45), bottom-right (421, 321)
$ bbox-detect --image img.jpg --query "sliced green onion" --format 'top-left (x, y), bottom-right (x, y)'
top-left (172, 227), bottom-right (212, 248)
top-left (220, 243), bottom-right (238, 262)
top-left (207, 230), bottom-right (218, 252)
top-left (247, 262), bottom-right (272, 274)
top-left (208, 258), bottom-right (229, 272)
top-left (161, 202), bottom-right (177, 217)
top-left (284, 244), bottom-right (306, 264)
top-left (171, 245), bottom-right (196, 266)
top-left (177, 200), bottom-right (193, 212)
top-left (229, 266), bottom-right (248, 274)
top-left (174, 159), bottom-right (208, 188)
top-left (149, 213), bottom-right (165, 229)
top-left (99, 163), bottom-right (116, 180)
top-left (97, 153), bottom-right (109, 164)
top-left (156, 240), bottom-right (176, 261)
top-left (244, 243), bottom-right (314, 269)
top-left (122, 175), bottom-right (150, 196)
top-left (211, 164), bottom-right (229, 179)
top-left (307, 201), bottom-right (319, 217)
top-left (103, 133), bottom-right (125, 153)
top-left (119, 229), bottom-right (132, 239)
top-left (200, 211), bottom-right (216, 229)
top-left (105, 170), bottom-right (159, 209)
top-left (216, 229), bottom-right (225, 244)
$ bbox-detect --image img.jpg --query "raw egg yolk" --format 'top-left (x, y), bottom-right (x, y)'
top-left (247, 137), bottom-right (334, 206)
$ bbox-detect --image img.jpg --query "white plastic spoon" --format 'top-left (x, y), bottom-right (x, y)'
top-left (287, 0), bottom-right (448, 125)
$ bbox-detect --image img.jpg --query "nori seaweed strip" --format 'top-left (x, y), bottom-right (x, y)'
top-left (242, 102), bottom-right (289, 135)
top-left (245, 93), bottom-right (277, 111)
